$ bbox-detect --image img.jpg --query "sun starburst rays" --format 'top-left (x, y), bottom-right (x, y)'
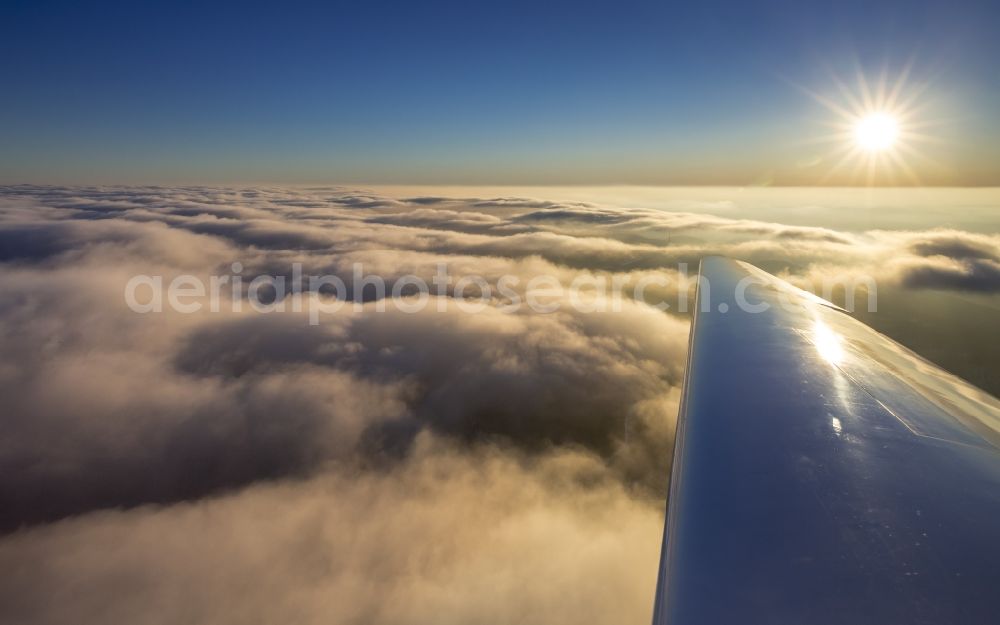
top-left (801, 65), bottom-right (942, 185)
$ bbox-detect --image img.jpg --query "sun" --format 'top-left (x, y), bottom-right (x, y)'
top-left (853, 112), bottom-right (899, 152)
top-left (796, 65), bottom-right (940, 185)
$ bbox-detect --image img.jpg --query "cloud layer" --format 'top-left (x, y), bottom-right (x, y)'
top-left (0, 184), bottom-right (996, 624)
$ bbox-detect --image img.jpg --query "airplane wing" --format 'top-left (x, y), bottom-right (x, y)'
top-left (652, 257), bottom-right (1000, 625)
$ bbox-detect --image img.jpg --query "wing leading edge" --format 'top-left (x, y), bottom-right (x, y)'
top-left (653, 257), bottom-right (1000, 625)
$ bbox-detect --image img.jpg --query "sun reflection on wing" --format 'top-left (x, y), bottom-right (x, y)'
top-left (813, 320), bottom-right (844, 366)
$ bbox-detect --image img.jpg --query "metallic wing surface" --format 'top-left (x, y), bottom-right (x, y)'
top-left (652, 257), bottom-right (1000, 625)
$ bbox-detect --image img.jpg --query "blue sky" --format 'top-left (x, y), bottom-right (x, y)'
top-left (1, 0), bottom-right (998, 184)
